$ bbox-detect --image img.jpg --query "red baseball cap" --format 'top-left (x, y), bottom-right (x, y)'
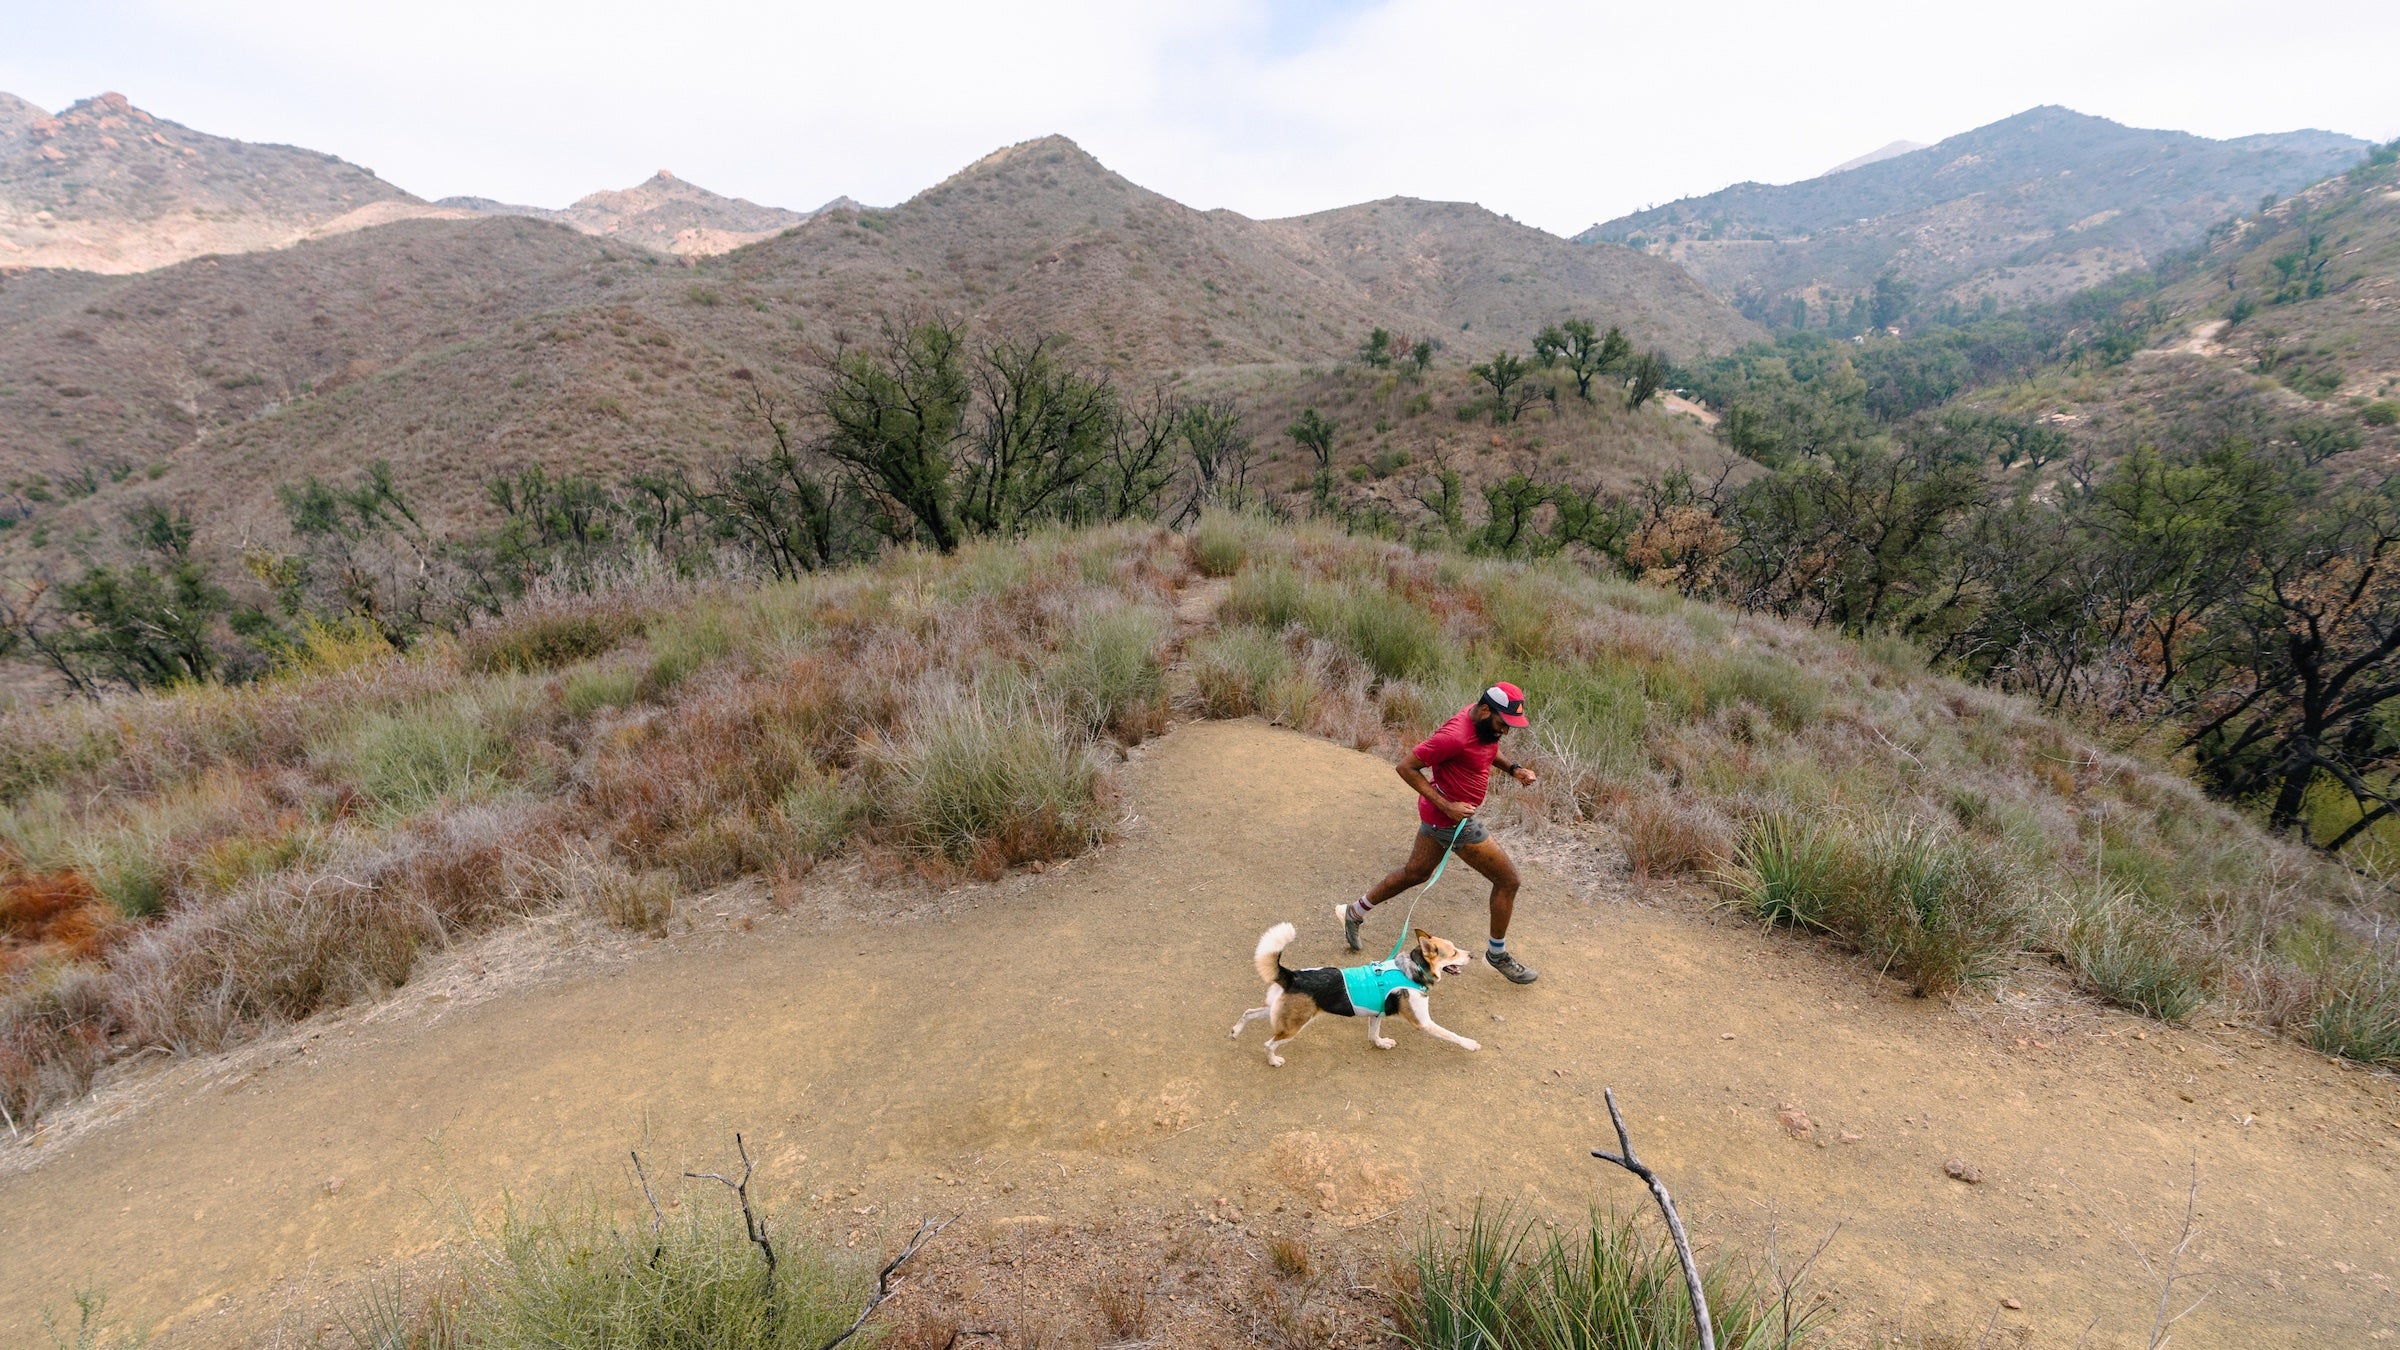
top-left (1481, 681), bottom-right (1530, 726)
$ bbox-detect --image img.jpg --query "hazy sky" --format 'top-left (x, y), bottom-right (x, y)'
top-left (5, 0), bottom-right (2396, 236)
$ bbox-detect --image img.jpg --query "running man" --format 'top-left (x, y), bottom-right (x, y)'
top-left (1337, 682), bottom-right (1541, 983)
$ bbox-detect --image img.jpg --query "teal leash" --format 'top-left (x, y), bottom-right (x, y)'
top-left (1382, 817), bottom-right (1468, 963)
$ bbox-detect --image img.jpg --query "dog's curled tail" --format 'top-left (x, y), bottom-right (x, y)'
top-left (1254, 922), bottom-right (1297, 985)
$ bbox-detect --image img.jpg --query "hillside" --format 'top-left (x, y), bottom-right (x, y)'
top-left (0, 134), bottom-right (1759, 567)
top-left (0, 520), bottom-right (2392, 1346)
top-left (1965, 140), bottom-right (2400, 464)
top-left (0, 91), bottom-right (448, 274)
top-left (1581, 106), bottom-right (2369, 321)
top-left (440, 170), bottom-right (842, 256)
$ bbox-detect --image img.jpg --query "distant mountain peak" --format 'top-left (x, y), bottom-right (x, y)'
top-left (0, 89), bottom-right (427, 271)
top-left (1826, 140), bottom-right (1927, 176)
top-left (1576, 105), bottom-right (2370, 317)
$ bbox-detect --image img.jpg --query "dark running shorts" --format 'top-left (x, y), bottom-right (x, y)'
top-left (1419, 817), bottom-right (1489, 848)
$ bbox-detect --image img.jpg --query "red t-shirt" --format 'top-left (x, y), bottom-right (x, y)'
top-left (1413, 706), bottom-right (1500, 826)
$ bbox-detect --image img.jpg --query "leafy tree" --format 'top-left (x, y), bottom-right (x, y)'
top-left (1175, 397), bottom-right (1255, 523)
top-left (2185, 474), bottom-right (2400, 839)
top-left (1867, 271), bottom-right (1915, 331)
top-left (1359, 328), bottom-right (1395, 369)
top-left (1409, 339), bottom-right (1434, 375)
top-left (1287, 408), bottom-right (1337, 468)
top-left (814, 317), bottom-right (973, 552)
top-left (1470, 350), bottom-right (1535, 424)
top-left (276, 460), bottom-right (443, 640)
top-left (958, 334), bottom-right (1117, 537)
top-left (1288, 407), bottom-right (1339, 505)
top-left (1539, 320), bottom-right (1630, 401)
top-left (1625, 350), bottom-right (1668, 411)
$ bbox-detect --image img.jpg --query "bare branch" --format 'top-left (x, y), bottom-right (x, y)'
top-left (687, 1133), bottom-right (775, 1284)
top-left (817, 1213), bottom-right (960, 1350)
top-left (1591, 1087), bottom-right (1716, 1350)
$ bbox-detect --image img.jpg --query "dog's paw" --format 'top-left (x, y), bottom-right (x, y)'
top-left (1374, 1036), bottom-right (1397, 1049)
top-left (1459, 1039), bottom-right (1481, 1052)
top-left (1267, 1054), bottom-right (1285, 1067)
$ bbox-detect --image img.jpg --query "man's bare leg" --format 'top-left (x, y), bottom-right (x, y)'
top-left (1456, 838), bottom-right (1521, 939)
top-left (1342, 830), bottom-right (1450, 951)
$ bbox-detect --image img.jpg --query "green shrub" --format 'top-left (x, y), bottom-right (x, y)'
top-left (883, 692), bottom-right (1105, 869)
top-left (2362, 401), bottom-right (2400, 428)
top-left (327, 704), bottom-right (508, 813)
top-left (1394, 1204), bottom-right (1824, 1350)
top-left (1049, 605), bottom-right (1171, 740)
top-left (1193, 516), bottom-right (1249, 577)
top-left (640, 608), bottom-right (736, 699)
top-left (561, 663), bottom-right (642, 719)
top-left (1190, 630), bottom-right (1293, 717)
top-left (1706, 653), bottom-right (1826, 730)
top-left (778, 771), bottom-right (867, 860)
top-left (1341, 589), bottom-right (1440, 680)
top-left (464, 611), bottom-right (646, 674)
top-left (2059, 891), bottom-right (2208, 1023)
top-left (2309, 961), bottom-right (2400, 1066)
top-left (1224, 564), bottom-right (1304, 631)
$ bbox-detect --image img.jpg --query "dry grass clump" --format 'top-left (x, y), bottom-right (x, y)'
top-left (1621, 798), bottom-right (1731, 881)
top-left (0, 524), bottom-right (1188, 1124)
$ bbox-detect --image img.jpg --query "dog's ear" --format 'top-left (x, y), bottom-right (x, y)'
top-left (1412, 927), bottom-right (1432, 941)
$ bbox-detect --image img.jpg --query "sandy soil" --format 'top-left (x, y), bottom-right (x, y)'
top-left (3, 720), bottom-right (2397, 1347)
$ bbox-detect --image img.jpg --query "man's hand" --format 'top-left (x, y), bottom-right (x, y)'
top-left (1512, 764), bottom-right (1539, 787)
top-left (1440, 797), bottom-right (1476, 823)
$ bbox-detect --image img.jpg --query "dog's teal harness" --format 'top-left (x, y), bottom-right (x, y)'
top-left (1342, 956), bottom-right (1429, 1016)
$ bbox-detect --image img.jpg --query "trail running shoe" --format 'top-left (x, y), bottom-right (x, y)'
top-left (1487, 950), bottom-right (1539, 984)
top-left (1337, 902), bottom-right (1364, 952)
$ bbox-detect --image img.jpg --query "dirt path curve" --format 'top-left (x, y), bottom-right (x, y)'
top-left (4, 721), bottom-right (2397, 1346)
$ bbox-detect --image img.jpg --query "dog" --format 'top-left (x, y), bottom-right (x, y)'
top-left (1230, 922), bottom-right (1479, 1066)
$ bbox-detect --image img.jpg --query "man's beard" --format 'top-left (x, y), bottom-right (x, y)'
top-left (1473, 717), bottom-right (1503, 744)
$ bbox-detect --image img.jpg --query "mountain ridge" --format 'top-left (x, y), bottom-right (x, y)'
top-left (0, 131), bottom-right (1759, 562)
top-left (1579, 105), bottom-right (2370, 319)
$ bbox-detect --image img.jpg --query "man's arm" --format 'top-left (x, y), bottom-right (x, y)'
top-left (1397, 749), bottom-right (1473, 821)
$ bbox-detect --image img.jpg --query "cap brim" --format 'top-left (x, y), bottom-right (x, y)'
top-left (1499, 710), bottom-right (1529, 727)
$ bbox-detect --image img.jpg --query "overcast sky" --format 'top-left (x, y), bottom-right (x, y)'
top-left (6, 0), bottom-right (2396, 236)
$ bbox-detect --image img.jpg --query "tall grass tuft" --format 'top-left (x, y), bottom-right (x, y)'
top-left (2308, 961), bottom-right (2400, 1066)
top-left (881, 689), bottom-right (1107, 873)
top-left (2059, 889), bottom-right (2209, 1023)
top-left (1224, 564), bottom-right (1305, 632)
top-left (1834, 819), bottom-right (2025, 997)
top-left (1722, 814), bottom-right (1846, 930)
top-left (1192, 515), bottom-right (1249, 578)
top-left (1050, 604), bottom-right (1172, 741)
top-left (1394, 1204), bottom-right (1826, 1350)
top-left (1341, 588), bottom-right (1441, 681)
top-left (1621, 799), bottom-right (1730, 880)
top-left (1191, 630), bottom-right (1295, 718)
top-left (1724, 814), bottom-right (2026, 997)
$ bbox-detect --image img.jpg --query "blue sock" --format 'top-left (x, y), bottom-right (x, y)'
top-left (1487, 937), bottom-right (1507, 956)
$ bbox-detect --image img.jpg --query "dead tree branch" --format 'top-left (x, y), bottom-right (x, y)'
top-left (1592, 1086), bottom-right (1715, 1350)
top-left (687, 1133), bottom-right (776, 1284)
top-left (818, 1213), bottom-right (960, 1350)
top-left (2146, 1161), bottom-right (2208, 1349)
top-left (631, 1149), bottom-right (667, 1265)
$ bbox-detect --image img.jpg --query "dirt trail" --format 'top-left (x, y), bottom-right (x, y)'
top-left (3, 721), bottom-right (2397, 1346)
